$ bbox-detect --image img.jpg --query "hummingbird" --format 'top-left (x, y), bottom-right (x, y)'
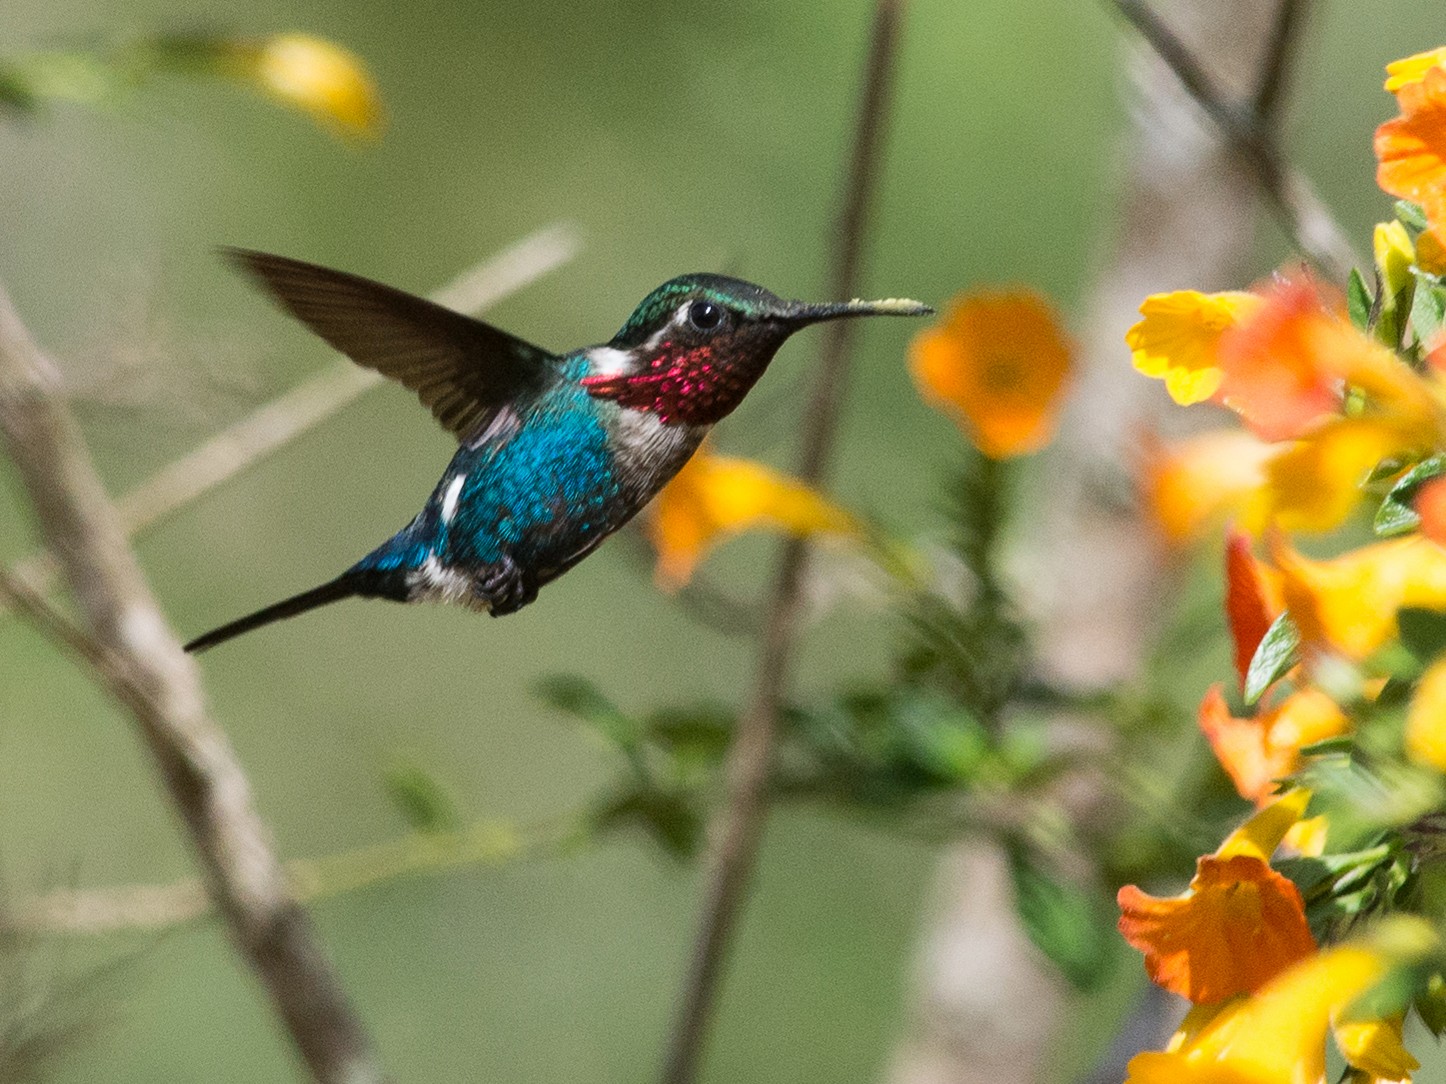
top-left (184, 251), bottom-right (930, 653)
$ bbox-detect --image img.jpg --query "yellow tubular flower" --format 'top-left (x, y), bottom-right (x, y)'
top-left (1127, 290), bottom-right (1264, 406)
top-left (1375, 221), bottom-right (1417, 300)
top-left (1125, 947), bottom-right (1388, 1084)
top-left (1406, 657), bottom-right (1446, 773)
top-left (248, 33), bottom-right (385, 140)
top-left (1385, 47), bottom-right (1446, 94)
top-left (1262, 417), bottom-right (1415, 533)
top-left (648, 446), bottom-right (860, 589)
top-left (1335, 1015), bottom-right (1419, 1082)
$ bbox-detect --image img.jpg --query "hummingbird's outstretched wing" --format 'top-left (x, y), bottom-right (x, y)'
top-left (225, 249), bottom-right (559, 443)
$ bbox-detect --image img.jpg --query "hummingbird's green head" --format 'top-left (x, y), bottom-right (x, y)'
top-left (584, 273), bottom-right (931, 426)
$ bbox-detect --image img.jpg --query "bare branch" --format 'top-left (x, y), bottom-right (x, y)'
top-left (4, 223), bottom-right (581, 602)
top-left (0, 284), bottom-right (384, 1083)
top-left (1111, 0), bottom-right (1358, 280)
top-left (658, 4), bottom-right (908, 1082)
top-left (1251, 0), bottom-right (1309, 128)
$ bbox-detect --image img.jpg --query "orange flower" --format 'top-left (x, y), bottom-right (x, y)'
top-left (1385, 47), bottom-right (1446, 94)
top-left (1127, 290), bottom-right (1264, 405)
top-left (1143, 429), bottom-right (1273, 545)
top-left (1124, 946), bottom-right (1394, 1084)
top-left (1377, 65), bottom-right (1446, 224)
top-left (648, 445), bottom-right (860, 589)
top-left (1272, 536), bottom-right (1446, 659)
top-left (1419, 224), bottom-right (1446, 276)
top-left (1117, 792), bottom-right (1316, 1004)
top-left (909, 289), bottom-right (1073, 458)
top-left (1225, 530), bottom-right (1282, 687)
top-left (1197, 685), bottom-right (1348, 805)
top-left (1417, 475), bottom-right (1446, 545)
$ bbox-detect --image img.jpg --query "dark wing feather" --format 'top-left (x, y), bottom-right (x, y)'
top-left (225, 249), bottom-right (559, 442)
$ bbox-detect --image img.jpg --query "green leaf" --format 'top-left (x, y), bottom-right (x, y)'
top-left (1347, 268), bottom-right (1373, 331)
top-left (534, 674), bottom-right (642, 750)
top-left (1397, 200), bottom-right (1430, 234)
top-left (1398, 607), bottom-right (1446, 661)
top-left (1006, 846), bottom-right (1112, 991)
top-left (1410, 278), bottom-right (1446, 347)
top-left (1244, 613), bottom-right (1301, 705)
top-left (383, 761), bottom-right (461, 833)
top-left (1375, 455), bottom-right (1446, 537)
top-left (1416, 973), bottom-right (1446, 1038)
top-left (592, 788), bottom-right (701, 859)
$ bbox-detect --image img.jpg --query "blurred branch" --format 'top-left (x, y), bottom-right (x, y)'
top-left (1250, 0), bottom-right (1307, 127)
top-left (3, 222), bottom-right (580, 607)
top-left (1111, 0), bottom-right (1359, 280)
top-left (0, 284), bottom-right (384, 1083)
top-left (6, 815), bottom-right (577, 937)
top-left (659, 4), bottom-right (908, 1083)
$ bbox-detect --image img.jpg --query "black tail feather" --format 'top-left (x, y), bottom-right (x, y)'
top-left (185, 578), bottom-right (359, 654)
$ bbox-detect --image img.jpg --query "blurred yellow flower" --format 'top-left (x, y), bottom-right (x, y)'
top-left (1273, 536), bottom-right (1446, 659)
top-left (1385, 46), bottom-right (1446, 94)
top-left (1117, 792), bottom-right (1315, 1004)
top-left (1336, 1014), bottom-right (1420, 1082)
top-left (1124, 946), bottom-right (1390, 1084)
top-left (649, 446), bottom-right (860, 589)
top-left (1375, 220), bottom-right (1417, 299)
top-left (245, 33), bottom-right (385, 140)
top-left (1263, 417), bottom-right (1415, 533)
top-left (1142, 429), bottom-right (1273, 545)
top-left (1127, 290), bottom-right (1262, 405)
top-left (909, 288), bottom-right (1073, 458)
top-left (1406, 657), bottom-right (1446, 772)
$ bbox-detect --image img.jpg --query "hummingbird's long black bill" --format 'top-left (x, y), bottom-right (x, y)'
top-left (782, 297), bottom-right (933, 324)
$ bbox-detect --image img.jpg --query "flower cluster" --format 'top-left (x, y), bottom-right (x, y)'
top-left (1118, 47), bottom-right (1446, 1083)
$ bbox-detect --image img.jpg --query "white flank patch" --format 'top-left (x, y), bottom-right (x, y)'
top-left (441, 474), bottom-right (465, 523)
top-left (587, 345), bottom-right (635, 377)
top-left (407, 556), bottom-right (490, 612)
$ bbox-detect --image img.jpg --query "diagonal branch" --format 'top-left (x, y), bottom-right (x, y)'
top-left (2, 223), bottom-right (580, 606)
top-left (658, 3), bottom-right (908, 1082)
top-left (1111, 0), bottom-right (1359, 281)
top-left (0, 284), bottom-right (383, 1083)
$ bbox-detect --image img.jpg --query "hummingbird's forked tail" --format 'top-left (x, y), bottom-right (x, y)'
top-left (184, 577), bottom-right (360, 654)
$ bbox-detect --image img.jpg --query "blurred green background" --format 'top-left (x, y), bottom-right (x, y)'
top-left (1, 0), bottom-right (1441, 1080)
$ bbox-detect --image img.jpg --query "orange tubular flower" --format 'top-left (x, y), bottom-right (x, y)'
top-left (1197, 685), bottom-right (1348, 805)
top-left (1127, 290), bottom-right (1264, 405)
top-left (1224, 530), bottom-right (1281, 687)
top-left (648, 445), bottom-right (859, 589)
top-left (1117, 792), bottom-right (1316, 1004)
top-left (1124, 946), bottom-right (1392, 1084)
top-left (1272, 536), bottom-right (1446, 659)
top-left (1417, 476), bottom-right (1446, 545)
top-left (1377, 64), bottom-right (1446, 225)
top-left (1143, 430), bottom-right (1273, 545)
top-left (909, 289), bottom-right (1073, 458)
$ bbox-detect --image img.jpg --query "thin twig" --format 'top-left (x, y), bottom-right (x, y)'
top-left (3, 223), bottom-right (580, 604)
top-left (0, 285), bottom-right (384, 1083)
top-left (658, 4), bottom-right (907, 1082)
top-left (7, 814), bottom-right (578, 937)
top-left (1112, 0), bottom-right (1358, 280)
top-left (1251, 0), bottom-right (1308, 128)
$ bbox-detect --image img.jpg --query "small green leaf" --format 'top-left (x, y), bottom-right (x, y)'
top-left (1245, 613), bottom-right (1301, 705)
top-left (1347, 268), bottom-right (1373, 331)
top-left (1375, 455), bottom-right (1446, 537)
top-left (534, 674), bottom-right (642, 750)
top-left (1006, 846), bottom-right (1112, 991)
top-left (383, 761), bottom-right (461, 834)
top-left (1410, 279), bottom-right (1446, 347)
top-left (1398, 607), bottom-right (1446, 661)
top-left (1397, 200), bottom-right (1430, 234)
top-left (1416, 973), bottom-right (1446, 1038)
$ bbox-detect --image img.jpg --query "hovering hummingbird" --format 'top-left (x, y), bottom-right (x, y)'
top-left (184, 251), bottom-right (930, 653)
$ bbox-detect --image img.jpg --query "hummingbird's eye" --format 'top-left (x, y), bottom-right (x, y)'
top-left (687, 300), bottom-right (725, 333)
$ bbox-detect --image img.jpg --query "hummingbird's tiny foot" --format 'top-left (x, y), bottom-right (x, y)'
top-left (478, 554), bottom-right (535, 616)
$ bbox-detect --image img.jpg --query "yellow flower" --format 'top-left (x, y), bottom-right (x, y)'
top-left (1142, 429), bottom-right (1273, 545)
top-left (1263, 416), bottom-right (1417, 533)
top-left (1124, 946), bottom-right (1390, 1084)
top-left (648, 445), bottom-right (860, 589)
top-left (1272, 536), bottom-right (1446, 659)
top-left (1406, 656), bottom-right (1446, 772)
top-left (1385, 47), bottom-right (1446, 94)
top-left (1127, 290), bottom-right (1263, 405)
top-left (1375, 221), bottom-right (1417, 301)
top-left (245, 33), bottom-right (385, 140)
top-left (1335, 1015), bottom-right (1420, 1082)
top-left (909, 288), bottom-right (1073, 458)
